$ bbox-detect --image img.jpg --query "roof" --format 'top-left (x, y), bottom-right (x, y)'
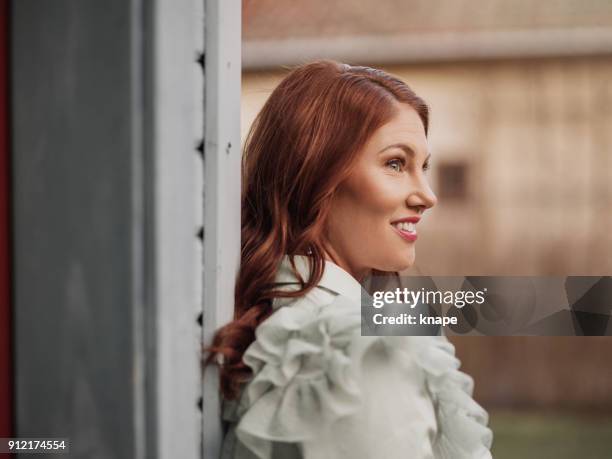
top-left (242, 0), bottom-right (612, 69)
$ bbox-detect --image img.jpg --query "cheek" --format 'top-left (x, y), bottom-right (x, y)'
top-left (345, 173), bottom-right (403, 220)
top-left (330, 173), bottom-right (403, 243)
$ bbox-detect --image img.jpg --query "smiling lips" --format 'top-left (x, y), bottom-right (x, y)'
top-left (391, 216), bottom-right (420, 242)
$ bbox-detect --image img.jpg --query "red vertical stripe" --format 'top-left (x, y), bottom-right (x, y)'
top-left (0, 0), bottom-right (12, 438)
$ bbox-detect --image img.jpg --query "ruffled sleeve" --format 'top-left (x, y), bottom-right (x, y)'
top-left (231, 295), bottom-right (493, 459)
top-left (234, 295), bottom-right (368, 458)
top-left (411, 336), bottom-right (494, 459)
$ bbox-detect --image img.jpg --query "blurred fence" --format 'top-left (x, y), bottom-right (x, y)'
top-left (452, 336), bottom-right (612, 409)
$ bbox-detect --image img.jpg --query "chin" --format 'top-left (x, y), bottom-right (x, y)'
top-left (398, 257), bottom-right (415, 272)
top-left (381, 250), bottom-right (415, 273)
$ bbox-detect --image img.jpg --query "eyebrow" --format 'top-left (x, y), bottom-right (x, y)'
top-left (378, 143), bottom-right (431, 161)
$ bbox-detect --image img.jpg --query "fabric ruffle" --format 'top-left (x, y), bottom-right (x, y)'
top-left (411, 337), bottom-right (494, 459)
top-left (233, 295), bottom-right (369, 459)
top-left (231, 295), bottom-right (493, 459)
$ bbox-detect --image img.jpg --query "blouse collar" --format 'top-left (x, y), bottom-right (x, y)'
top-left (275, 255), bottom-right (364, 304)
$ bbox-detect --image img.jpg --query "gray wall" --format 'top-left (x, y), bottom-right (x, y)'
top-left (12, 1), bottom-right (155, 457)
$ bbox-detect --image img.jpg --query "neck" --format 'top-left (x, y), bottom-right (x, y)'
top-left (322, 247), bottom-right (370, 283)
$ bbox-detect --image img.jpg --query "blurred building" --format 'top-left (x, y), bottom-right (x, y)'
top-left (242, 0), bottom-right (612, 409)
top-left (242, 0), bottom-right (612, 276)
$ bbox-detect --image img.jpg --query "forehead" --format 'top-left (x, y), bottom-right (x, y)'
top-left (366, 103), bottom-right (428, 156)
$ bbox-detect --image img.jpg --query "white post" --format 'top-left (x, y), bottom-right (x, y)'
top-left (153, 0), bottom-right (205, 458)
top-left (202, 0), bottom-right (242, 457)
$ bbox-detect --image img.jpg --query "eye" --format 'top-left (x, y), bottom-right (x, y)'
top-left (422, 160), bottom-right (431, 172)
top-left (386, 158), bottom-right (405, 172)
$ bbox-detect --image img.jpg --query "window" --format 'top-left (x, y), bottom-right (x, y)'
top-left (437, 161), bottom-right (469, 201)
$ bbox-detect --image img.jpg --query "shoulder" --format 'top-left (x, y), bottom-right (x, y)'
top-left (233, 291), bottom-right (381, 457)
top-left (243, 289), bottom-right (365, 378)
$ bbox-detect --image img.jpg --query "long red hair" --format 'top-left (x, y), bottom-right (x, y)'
top-left (204, 60), bottom-right (429, 400)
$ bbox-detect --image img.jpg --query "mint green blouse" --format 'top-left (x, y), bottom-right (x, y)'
top-left (220, 256), bottom-right (493, 459)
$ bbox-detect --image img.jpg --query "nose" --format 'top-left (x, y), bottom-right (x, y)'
top-left (405, 176), bottom-right (437, 213)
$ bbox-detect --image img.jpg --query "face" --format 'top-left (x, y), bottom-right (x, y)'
top-left (323, 103), bottom-right (437, 280)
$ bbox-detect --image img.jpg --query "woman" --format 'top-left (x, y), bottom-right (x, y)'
top-left (205, 60), bottom-right (493, 458)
